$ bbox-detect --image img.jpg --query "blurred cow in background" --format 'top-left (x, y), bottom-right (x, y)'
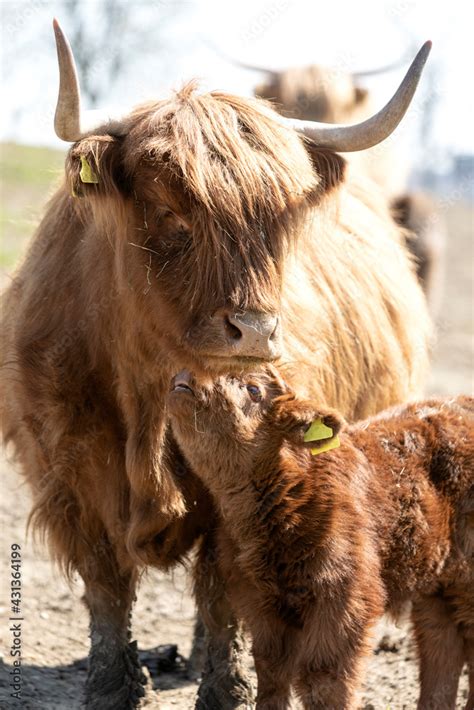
top-left (392, 191), bottom-right (446, 315)
top-left (245, 57), bottom-right (446, 315)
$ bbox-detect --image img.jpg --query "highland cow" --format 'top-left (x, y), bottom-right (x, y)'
top-left (0, 21), bottom-right (432, 709)
top-left (169, 368), bottom-right (474, 710)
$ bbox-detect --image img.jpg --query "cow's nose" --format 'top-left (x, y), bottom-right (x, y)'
top-left (221, 310), bottom-right (282, 359)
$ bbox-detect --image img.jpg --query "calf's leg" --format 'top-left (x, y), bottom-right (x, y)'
top-left (295, 669), bottom-right (362, 710)
top-left (253, 641), bottom-right (293, 710)
top-left (194, 533), bottom-right (254, 709)
top-left (412, 596), bottom-right (465, 710)
top-left (292, 613), bottom-right (374, 710)
top-left (294, 655), bottom-right (365, 710)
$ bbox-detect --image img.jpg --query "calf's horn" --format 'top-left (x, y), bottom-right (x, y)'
top-left (282, 41), bottom-right (431, 152)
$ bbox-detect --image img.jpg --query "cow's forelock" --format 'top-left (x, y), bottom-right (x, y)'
top-left (119, 85), bottom-right (320, 335)
top-left (127, 197), bottom-right (288, 325)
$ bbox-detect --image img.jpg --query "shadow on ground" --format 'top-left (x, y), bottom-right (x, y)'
top-left (0, 646), bottom-right (197, 709)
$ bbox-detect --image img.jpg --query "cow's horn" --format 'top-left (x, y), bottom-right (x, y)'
top-left (283, 41), bottom-right (431, 152)
top-left (232, 60), bottom-right (278, 77)
top-left (53, 18), bottom-right (126, 142)
top-left (352, 51), bottom-right (413, 79)
top-left (204, 41), bottom-right (278, 77)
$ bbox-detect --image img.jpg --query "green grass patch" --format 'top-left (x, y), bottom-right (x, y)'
top-left (0, 142), bottom-right (65, 186)
top-left (0, 142), bottom-right (66, 271)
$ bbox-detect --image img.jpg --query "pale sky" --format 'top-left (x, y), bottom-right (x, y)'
top-left (1, 0), bottom-right (473, 160)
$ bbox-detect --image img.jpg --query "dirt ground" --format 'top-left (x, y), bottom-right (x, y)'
top-left (0, 201), bottom-right (472, 709)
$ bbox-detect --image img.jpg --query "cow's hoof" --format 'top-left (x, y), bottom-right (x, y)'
top-left (85, 640), bottom-right (148, 710)
top-left (195, 672), bottom-right (255, 710)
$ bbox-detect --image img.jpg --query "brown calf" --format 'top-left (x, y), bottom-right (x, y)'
top-left (169, 369), bottom-right (474, 709)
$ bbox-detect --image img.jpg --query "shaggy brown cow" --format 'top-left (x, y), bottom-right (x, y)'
top-left (169, 369), bottom-right (474, 710)
top-left (252, 59), bottom-right (446, 311)
top-left (0, 21), bottom-right (432, 709)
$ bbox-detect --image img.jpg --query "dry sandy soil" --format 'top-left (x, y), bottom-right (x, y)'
top-left (0, 199), bottom-right (472, 709)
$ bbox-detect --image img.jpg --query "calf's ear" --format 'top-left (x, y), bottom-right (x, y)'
top-left (301, 408), bottom-right (344, 451)
top-left (276, 401), bottom-right (344, 447)
top-left (66, 135), bottom-right (128, 199)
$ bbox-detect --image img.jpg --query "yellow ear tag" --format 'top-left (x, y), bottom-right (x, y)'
top-left (79, 156), bottom-right (99, 184)
top-left (307, 435), bottom-right (340, 456)
top-left (304, 418), bottom-right (341, 456)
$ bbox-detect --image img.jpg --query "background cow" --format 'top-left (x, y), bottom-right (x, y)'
top-left (392, 190), bottom-right (446, 315)
top-left (251, 58), bottom-right (446, 315)
top-left (0, 23), bottom-right (431, 709)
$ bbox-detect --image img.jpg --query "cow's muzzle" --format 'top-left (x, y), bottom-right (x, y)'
top-left (217, 309), bottom-right (282, 360)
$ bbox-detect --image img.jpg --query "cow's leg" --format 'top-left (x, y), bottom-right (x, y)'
top-left (412, 596), bottom-right (464, 710)
top-left (466, 639), bottom-right (474, 710)
top-left (458, 590), bottom-right (474, 710)
top-left (194, 534), bottom-right (254, 709)
top-left (187, 612), bottom-right (207, 678)
top-left (80, 553), bottom-right (147, 710)
top-left (195, 619), bottom-right (253, 710)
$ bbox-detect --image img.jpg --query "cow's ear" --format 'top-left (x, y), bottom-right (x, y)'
top-left (354, 86), bottom-right (369, 105)
top-left (391, 194), bottom-right (411, 226)
top-left (66, 135), bottom-right (129, 199)
top-left (305, 145), bottom-right (347, 195)
top-left (275, 400), bottom-right (344, 447)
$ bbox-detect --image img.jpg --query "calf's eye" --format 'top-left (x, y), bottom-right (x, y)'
top-left (247, 384), bottom-right (262, 402)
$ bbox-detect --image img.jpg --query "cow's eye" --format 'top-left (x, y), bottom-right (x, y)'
top-left (246, 384), bottom-right (262, 402)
